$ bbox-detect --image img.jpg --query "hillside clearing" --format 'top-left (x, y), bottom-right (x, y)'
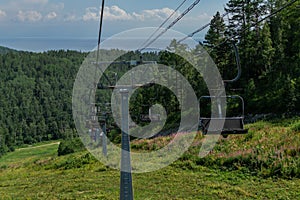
top-left (0, 121), bottom-right (299, 199)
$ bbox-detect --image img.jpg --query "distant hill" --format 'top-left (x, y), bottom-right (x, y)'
top-left (0, 46), bottom-right (17, 54)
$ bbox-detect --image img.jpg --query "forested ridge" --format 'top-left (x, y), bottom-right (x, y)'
top-left (0, 50), bottom-right (86, 154)
top-left (0, 0), bottom-right (299, 156)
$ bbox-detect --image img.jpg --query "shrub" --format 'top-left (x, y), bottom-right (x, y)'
top-left (108, 129), bottom-right (121, 144)
top-left (291, 121), bottom-right (300, 132)
top-left (52, 153), bottom-right (97, 170)
top-left (57, 138), bottom-right (86, 156)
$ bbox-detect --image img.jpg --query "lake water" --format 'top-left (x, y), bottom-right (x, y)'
top-left (0, 38), bottom-right (98, 52)
top-left (0, 37), bottom-right (200, 53)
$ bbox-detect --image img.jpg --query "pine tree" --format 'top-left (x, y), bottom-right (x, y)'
top-left (268, 0), bottom-right (286, 74)
top-left (205, 12), bottom-right (226, 48)
top-left (204, 12), bottom-right (232, 80)
top-left (225, 0), bottom-right (248, 39)
top-left (257, 22), bottom-right (275, 76)
top-left (225, 0), bottom-right (268, 81)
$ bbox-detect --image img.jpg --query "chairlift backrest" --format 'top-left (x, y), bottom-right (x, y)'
top-left (199, 95), bottom-right (245, 117)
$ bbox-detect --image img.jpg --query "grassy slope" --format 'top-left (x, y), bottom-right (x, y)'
top-left (0, 121), bottom-right (299, 199)
top-left (132, 119), bottom-right (300, 178)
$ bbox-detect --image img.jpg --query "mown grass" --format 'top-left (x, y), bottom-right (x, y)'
top-left (0, 120), bottom-right (299, 199)
top-left (0, 141), bottom-right (60, 168)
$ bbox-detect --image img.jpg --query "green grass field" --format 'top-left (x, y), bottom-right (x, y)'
top-left (0, 120), bottom-right (299, 199)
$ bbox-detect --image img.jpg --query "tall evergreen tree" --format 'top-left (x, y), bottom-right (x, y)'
top-left (225, 0), bottom-right (268, 81)
top-left (257, 23), bottom-right (275, 77)
top-left (204, 11), bottom-right (232, 80)
top-left (268, 0), bottom-right (286, 74)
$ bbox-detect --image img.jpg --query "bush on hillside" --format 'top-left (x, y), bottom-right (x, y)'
top-left (57, 138), bottom-right (85, 156)
top-left (291, 120), bottom-right (300, 132)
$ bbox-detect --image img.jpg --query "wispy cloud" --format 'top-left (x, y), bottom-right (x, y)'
top-left (0, 10), bottom-right (7, 19)
top-left (45, 12), bottom-right (57, 20)
top-left (104, 5), bottom-right (132, 21)
top-left (184, 12), bottom-right (211, 21)
top-left (82, 6), bottom-right (178, 22)
top-left (0, 0), bottom-right (63, 22)
top-left (133, 8), bottom-right (179, 21)
top-left (0, 1), bottom-right (211, 33)
top-left (83, 6), bottom-right (132, 21)
top-left (82, 7), bottom-right (98, 21)
top-left (17, 10), bottom-right (43, 22)
top-left (64, 14), bottom-right (77, 22)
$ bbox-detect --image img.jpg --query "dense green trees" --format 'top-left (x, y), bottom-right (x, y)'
top-left (0, 50), bottom-right (85, 154)
top-left (204, 0), bottom-right (300, 114)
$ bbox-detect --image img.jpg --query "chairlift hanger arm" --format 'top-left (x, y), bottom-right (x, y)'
top-left (202, 40), bottom-right (241, 83)
top-left (96, 60), bottom-right (157, 90)
top-left (223, 42), bottom-right (241, 83)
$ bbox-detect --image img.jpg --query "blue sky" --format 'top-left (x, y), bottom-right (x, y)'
top-left (0, 0), bottom-right (229, 40)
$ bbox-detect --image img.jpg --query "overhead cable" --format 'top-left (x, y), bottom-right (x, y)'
top-left (139, 0), bottom-right (189, 49)
top-left (140, 0), bottom-right (202, 51)
top-left (178, 11), bottom-right (230, 43)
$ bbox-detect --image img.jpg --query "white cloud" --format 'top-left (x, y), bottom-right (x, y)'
top-left (0, 10), bottom-right (7, 19)
top-left (83, 6), bottom-right (132, 21)
top-left (45, 12), bottom-right (57, 20)
top-left (64, 14), bottom-right (77, 22)
top-left (82, 7), bottom-right (98, 21)
top-left (195, 13), bottom-right (211, 21)
top-left (183, 13), bottom-right (211, 22)
top-left (17, 10), bottom-right (43, 22)
top-left (133, 8), bottom-right (179, 21)
top-left (82, 6), bottom-right (179, 22)
top-left (104, 5), bottom-right (132, 21)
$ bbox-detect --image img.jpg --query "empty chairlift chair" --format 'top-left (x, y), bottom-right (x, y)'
top-left (199, 42), bottom-right (248, 137)
top-left (199, 95), bottom-right (248, 137)
top-left (140, 106), bottom-right (161, 123)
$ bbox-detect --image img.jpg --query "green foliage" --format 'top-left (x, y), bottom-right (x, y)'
top-left (204, 0), bottom-right (300, 115)
top-left (57, 138), bottom-right (85, 156)
top-left (1, 140), bottom-right (300, 199)
top-left (131, 120), bottom-right (300, 179)
top-left (0, 50), bottom-right (86, 155)
top-left (193, 120), bottom-right (300, 178)
top-left (52, 153), bottom-right (97, 169)
top-left (291, 120), bottom-right (300, 132)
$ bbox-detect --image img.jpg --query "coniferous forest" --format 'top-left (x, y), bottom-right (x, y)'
top-left (0, 0), bottom-right (299, 156)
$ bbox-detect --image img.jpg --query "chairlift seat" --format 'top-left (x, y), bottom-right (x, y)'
top-left (86, 120), bottom-right (101, 128)
top-left (200, 117), bottom-right (248, 136)
top-left (140, 114), bottom-right (161, 122)
top-left (199, 93), bottom-right (248, 137)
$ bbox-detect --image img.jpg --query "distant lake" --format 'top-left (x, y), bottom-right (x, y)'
top-left (0, 37), bottom-right (200, 53)
top-left (0, 38), bottom-right (98, 52)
